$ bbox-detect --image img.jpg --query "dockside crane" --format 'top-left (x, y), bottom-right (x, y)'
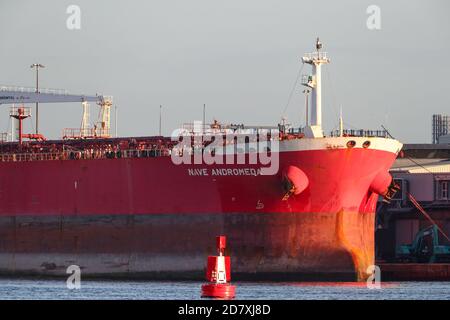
top-left (0, 86), bottom-right (112, 143)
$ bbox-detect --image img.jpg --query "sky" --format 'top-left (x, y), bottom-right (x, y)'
top-left (0, 0), bottom-right (449, 143)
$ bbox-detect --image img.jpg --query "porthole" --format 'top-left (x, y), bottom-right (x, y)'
top-left (363, 141), bottom-right (371, 148)
top-left (346, 140), bottom-right (356, 148)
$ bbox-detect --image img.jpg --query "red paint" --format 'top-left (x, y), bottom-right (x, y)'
top-left (202, 235), bottom-right (236, 299)
top-left (21, 133), bottom-right (46, 141)
top-left (0, 148), bottom-right (396, 216)
top-left (369, 170), bottom-right (392, 196)
top-left (217, 236), bottom-right (226, 253)
top-left (201, 283), bottom-right (236, 299)
top-left (0, 137), bottom-right (400, 280)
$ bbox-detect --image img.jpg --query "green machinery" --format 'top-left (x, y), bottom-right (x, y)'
top-left (396, 224), bottom-right (450, 263)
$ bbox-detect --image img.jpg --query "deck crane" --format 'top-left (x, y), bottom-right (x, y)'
top-left (0, 86), bottom-right (112, 143)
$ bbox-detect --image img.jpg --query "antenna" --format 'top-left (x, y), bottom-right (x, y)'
top-left (203, 104), bottom-right (206, 135)
top-left (115, 105), bottom-right (118, 137)
top-left (159, 105), bottom-right (162, 136)
top-left (316, 37), bottom-right (322, 58)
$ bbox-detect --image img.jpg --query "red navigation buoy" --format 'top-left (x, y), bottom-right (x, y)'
top-left (201, 235), bottom-right (236, 299)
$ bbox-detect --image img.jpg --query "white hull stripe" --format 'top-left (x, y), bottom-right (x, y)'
top-left (216, 137), bottom-right (402, 155)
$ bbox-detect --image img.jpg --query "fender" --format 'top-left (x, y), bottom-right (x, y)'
top-left (281, 165), bottom-right (309, 200)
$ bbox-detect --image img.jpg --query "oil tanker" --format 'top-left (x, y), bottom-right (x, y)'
top-left (0, 40), bottom-right (402, 281)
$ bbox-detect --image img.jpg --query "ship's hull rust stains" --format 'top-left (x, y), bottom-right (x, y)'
top-left (0, 140), bottom-right (400, 280)
top-left (0, 211), bottom-right (375, 280)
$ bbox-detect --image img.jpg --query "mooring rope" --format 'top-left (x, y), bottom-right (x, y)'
top-left (407, 192), bottom-right (450, 242)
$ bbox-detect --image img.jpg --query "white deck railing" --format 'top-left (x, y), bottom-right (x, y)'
top-left (0, 148), bottom-right (172, 162)
top-left (0, 85), bottom-right (69, 95)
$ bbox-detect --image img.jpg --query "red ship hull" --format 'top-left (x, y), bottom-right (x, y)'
top-left (0, 137), bottom-right (401, 280)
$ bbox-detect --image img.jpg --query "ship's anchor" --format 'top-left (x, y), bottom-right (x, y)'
top-left (382, 179), bottom-right (401, 204)
top-left (282, 179), bottom-right (296, 201)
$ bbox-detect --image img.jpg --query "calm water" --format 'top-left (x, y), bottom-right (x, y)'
top-left (0, 279), bottom-right (449, 300)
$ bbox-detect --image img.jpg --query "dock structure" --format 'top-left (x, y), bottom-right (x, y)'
top-left (376, 143), bottom-right (450, 279)
top-left (379, 263), bottom-right (450, 281)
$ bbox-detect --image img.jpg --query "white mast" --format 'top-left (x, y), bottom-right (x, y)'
top-left (80, 101), bottom-right (90, 137)
top-left (301, 38), bottom-right (330, 138)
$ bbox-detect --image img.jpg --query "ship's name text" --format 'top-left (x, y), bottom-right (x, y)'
top-left (188, 168), bottom-right (260, 177)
